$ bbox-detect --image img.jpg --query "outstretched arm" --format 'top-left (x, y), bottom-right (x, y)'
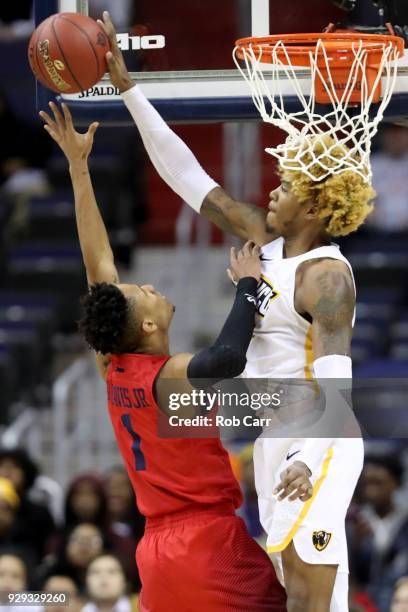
top-left (40, 102), bottom-right (118, 286)
top-left (99, 11), bottom-right (272, 244)
top-left (40, 102), bottom-right (119, 377)
top-left (294, 259), bottom-right (354, 476)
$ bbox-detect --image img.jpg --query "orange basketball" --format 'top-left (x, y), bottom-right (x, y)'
top-left (28, 13), bottom-right (110, 94)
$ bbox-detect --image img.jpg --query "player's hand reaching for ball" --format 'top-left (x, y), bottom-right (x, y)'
top-left (98, 11), bottom-right (133, 93)
top-left (39, 102), bottom-right (98, 166)
top-left (274, 461), bottom-right (313, 502)
top-left (228, 241), bottom-right (261, 283)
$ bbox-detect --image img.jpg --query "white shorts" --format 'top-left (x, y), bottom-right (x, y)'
top-left (254, 437), bottom-right (364, 574)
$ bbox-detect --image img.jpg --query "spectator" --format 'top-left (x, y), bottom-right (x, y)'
top-left (348, 454), bottom-right (408, 611)
top-left (0, 553), bottom-right (41, 612)
top-left (104, 467), bottom-right (145, 541)
top-left (104, 468), bottom-right (144, 590)
top-left (64, 475), bottom-right (108, 530)
top-left (83, 554), bottom-right (139, 612)
top-left (0, 553), bottom-right (28, 590)
top-left (49, 474), bottom-right (140, 588)
top-left (368, 124), bottom-right (408, 232)
top-left (349, 577), bottom-right (379, 612)
top-left (40, 524), bottom-right (106, 594)
top-left (0, 477), bottom-right (41, 563)
top-left (391, 577), bottom-right (408, 612)
top-left (0, 449), bottom-right (55, 563)
top-left (0, 479), bottom-right (19, 543)
top-left (42, 575), bottom-right (83, 612)
top-left (30, 475), bottom-right (64, 527)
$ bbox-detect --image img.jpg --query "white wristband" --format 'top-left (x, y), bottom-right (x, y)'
top-left (313, 354), bottom-right (352, 379)
top-left (122, 86), bottom-right (219, 213)
top-left (295, 355), bottom-right (352, 475)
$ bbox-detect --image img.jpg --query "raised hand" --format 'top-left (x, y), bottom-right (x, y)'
top-left (98, 11), bottom-right (133, 93)
top-left (227, 241), bottom-right (261, 283)
top-left (39, 102), bottom-right (98, 165)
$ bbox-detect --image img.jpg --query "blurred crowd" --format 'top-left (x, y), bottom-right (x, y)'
top-left (0, 448), bottom-right (144, 611)
top-left (0, 445), bottom-right (406, 612)
top-left (368, 124), bottom-right (408, 234)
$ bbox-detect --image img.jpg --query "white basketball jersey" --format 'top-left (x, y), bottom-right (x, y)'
top-left (243, 237), bottom-right (355, 379)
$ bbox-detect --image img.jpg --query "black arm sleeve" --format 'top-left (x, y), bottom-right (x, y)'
top-left (187, 277), bottom-right (258, 382)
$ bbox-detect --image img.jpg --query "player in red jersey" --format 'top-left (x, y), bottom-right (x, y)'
top-left (39, 102), bottom-right (296, 611)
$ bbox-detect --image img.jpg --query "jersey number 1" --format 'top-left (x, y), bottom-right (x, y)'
top-left (121, 413), bottom-right (146, 471)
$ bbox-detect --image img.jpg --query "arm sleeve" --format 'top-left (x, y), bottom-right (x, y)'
top-left (295, 355), bottom-right (352, 475)
top-left (187, 277), bottom-right (258, 381)
top-left (122, 86), bottom-right (219, 212)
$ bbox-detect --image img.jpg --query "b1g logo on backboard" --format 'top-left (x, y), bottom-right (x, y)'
top-left (256, 275), bottom-right (279, 317)
top-left (117, 33), bottom-right (166, 51)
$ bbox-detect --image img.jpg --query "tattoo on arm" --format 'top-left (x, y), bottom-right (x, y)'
top-left (309, 268), bottom-right (354, 356)
top-left (202, 187), bottom-right (270, 242)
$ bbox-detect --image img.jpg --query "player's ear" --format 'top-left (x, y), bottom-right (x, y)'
top-left (303, 199), bottom-right (319, 218)
top-left (141, 318), bottom-right (157, 335)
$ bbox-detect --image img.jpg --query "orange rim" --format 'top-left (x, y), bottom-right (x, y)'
top-left (235, 32), bottom-right (405, 68)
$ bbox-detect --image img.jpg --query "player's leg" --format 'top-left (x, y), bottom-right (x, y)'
top-left (330, 571), bottom-right (349, 612)
top-left (137, 509), bottom-right (287, 611)
top-left (281, 541), bottom-right (337, 612)
top-left (266, 439), bottom-right (363, 612)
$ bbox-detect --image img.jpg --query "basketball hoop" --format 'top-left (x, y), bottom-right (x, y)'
top-left (233, 32), bottom-right (404, 182)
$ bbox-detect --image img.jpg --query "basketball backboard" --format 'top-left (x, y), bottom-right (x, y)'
top-left (34, 0), bottom-right (408, 125)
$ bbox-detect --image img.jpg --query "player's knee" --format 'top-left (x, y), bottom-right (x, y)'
top-left (286, 582), bottom-right (331, 612)
top-left (287, 592), bottom-right (329, 612)
top-left (286, 592), bottom-right (310, 612)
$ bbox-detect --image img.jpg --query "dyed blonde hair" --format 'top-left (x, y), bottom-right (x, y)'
top-left (278, 136), bottom-right (376, 236)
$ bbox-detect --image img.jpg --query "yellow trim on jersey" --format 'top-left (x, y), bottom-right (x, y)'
top-left (266, 446), bottom-right (334, 553)
top-left (304, 325), bottom-right (314, 379)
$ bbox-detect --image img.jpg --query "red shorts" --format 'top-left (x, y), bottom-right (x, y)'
top-left (136, 504), bottom-right (286, 612)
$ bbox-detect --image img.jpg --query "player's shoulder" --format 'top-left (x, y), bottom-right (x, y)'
top-left (300, 255), bottom-right (350, 275)
top-left (297, 257), bottom-right (354, 313)
top-left (158, 352), bottom-right (194, 380)
top-left (299, 256), bottom-right (353, 289)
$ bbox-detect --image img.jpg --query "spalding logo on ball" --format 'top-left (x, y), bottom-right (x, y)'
top-left (28, 13), bottom-right (110, 94)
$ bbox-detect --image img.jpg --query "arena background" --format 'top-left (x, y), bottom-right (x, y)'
top-left (0, 1), bottom-right (407, 611)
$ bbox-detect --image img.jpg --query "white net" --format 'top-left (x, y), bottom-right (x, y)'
top-left (232, 38), bottom-right (401, 183)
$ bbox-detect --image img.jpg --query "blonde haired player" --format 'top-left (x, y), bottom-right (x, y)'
top-left (101, 11), bottom-right (375, 612)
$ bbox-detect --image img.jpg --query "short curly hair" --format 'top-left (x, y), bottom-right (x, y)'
top-left (78, 283), bottom-right (137, 355)
top-left (278, 136), bottom-right (376, 236)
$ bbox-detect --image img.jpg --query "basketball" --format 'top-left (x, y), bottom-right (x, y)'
top-left (28, 13), bottom-right (110, 94)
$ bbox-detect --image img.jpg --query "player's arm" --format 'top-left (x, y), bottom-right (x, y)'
top-left (273, 259), bottom-right (354, 502)
top-left (99, 12), bottom-right (273, 244)
top-left (293, 258), bottom-right (354, 476)
top-left (39, 102), bottom-right (118, 379)
top-left (155, 242), bottom-right (261, 417)
top-left (162, 242), bottom-right (261, 382)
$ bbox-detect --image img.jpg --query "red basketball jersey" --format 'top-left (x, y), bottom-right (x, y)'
top-left (106, 353), bottom-right (243, 518)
